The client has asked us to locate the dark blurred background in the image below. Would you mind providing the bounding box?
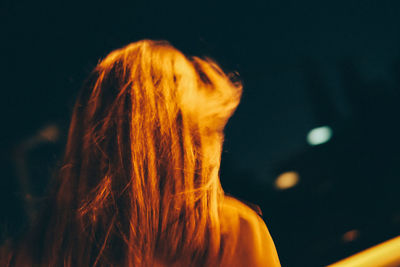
[1,0,400,266]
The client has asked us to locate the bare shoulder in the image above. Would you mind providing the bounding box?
[219,196,281,267]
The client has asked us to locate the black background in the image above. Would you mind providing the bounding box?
[1,1,400,266]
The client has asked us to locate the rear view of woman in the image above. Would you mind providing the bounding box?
[1,40,281,266]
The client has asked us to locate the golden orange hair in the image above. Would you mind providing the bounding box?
[3,40,242,266]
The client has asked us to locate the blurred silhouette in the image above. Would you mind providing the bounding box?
[13,124,60,222]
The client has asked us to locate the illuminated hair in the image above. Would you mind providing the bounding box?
[7,40,242,266]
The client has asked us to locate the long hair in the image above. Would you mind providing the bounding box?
[4,40,242,266]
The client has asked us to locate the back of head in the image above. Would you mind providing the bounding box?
[8,40,242,266]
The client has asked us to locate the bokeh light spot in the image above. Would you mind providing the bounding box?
[342,229,359,243]
[274,171,300,190]
[307,126,333,146]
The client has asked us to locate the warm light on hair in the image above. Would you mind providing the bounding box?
[5,40,242,266]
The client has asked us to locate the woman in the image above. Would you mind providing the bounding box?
[1,40,280,266]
